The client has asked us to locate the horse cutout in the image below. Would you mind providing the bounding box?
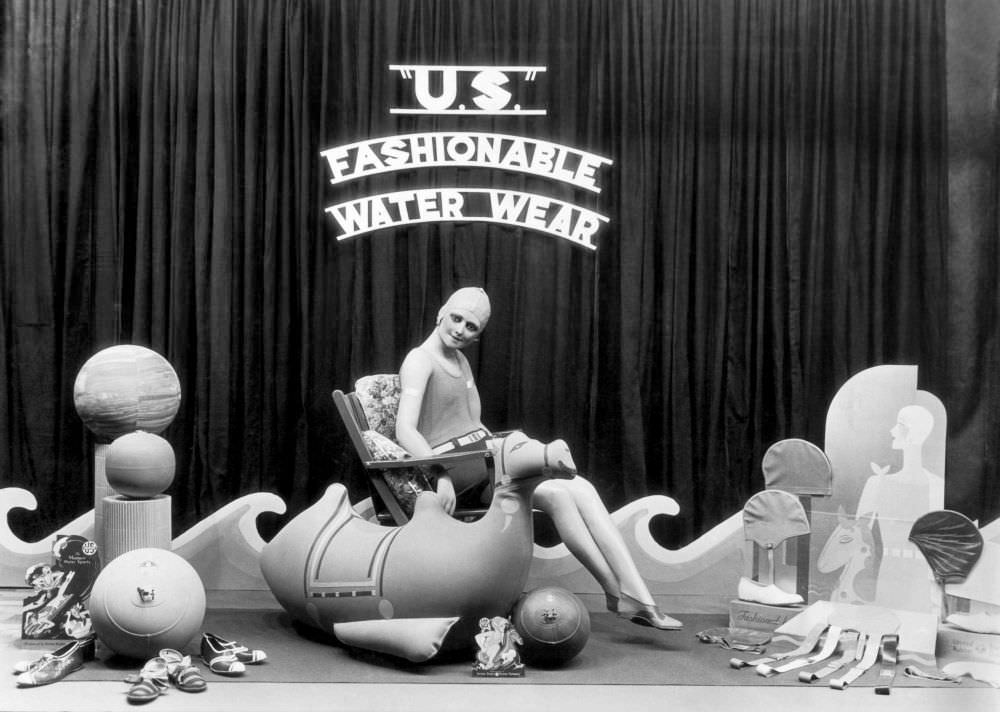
[817,508,877,604]
[260,431,576,662]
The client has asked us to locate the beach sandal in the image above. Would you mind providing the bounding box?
[124,657,169,704]
[202,632,267,665]
[158,648,206,692]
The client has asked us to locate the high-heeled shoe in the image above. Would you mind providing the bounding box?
[615,592,683,631]
[15,637,94,687]
[13,635,95,675]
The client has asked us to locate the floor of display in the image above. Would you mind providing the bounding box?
[1,590,996,712]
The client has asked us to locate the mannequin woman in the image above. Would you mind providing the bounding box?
[395,287,681,631]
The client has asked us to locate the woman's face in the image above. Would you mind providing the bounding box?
[30,566,56,589]
[890,419,908,449]
[437,309,482,349]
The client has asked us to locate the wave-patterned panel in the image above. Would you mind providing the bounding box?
[3,488,742,604]
[1,488,285,590]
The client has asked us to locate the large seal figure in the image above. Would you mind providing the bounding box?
[260,432,575,662]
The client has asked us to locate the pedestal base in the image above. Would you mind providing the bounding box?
[728,598,805,632]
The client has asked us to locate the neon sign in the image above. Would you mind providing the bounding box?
[321,132,610,193]
[320,65,613,250]
[327,188,607,249]
[389,65,546,115]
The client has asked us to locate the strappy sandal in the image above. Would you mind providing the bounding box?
[202,632,267,666]
[158,649,206,692]
[124,657,169,704]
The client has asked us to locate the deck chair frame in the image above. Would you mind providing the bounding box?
[332,387,493,525]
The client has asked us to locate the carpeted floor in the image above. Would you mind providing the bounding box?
[59,610,972,690]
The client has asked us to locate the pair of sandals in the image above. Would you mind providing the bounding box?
[124,649,206,704]
[125,633,267,704]
[124,634,266,703]
[199,632,268,676]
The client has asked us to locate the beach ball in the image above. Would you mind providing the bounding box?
[73,345,181,441]
[105,431,176,498]
[511,586,590,667]
[88,548,205,660]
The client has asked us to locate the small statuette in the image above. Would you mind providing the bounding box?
[472,616,525,677]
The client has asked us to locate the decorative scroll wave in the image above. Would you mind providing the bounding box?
[4,488,743,600]
[527,494,745,600]
[172,493,287,591]
[1,488,285,590]
[0,488,96,587]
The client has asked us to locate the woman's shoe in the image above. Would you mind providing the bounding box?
[14,637,93,687]
[13,636,95,675]
[945,613,1000,635]
[202,632,267,665]
[200,635,245,676]
[158,649,206,692]
[737,576,803,607]
[123,657,169,704]
[616,592,683,631]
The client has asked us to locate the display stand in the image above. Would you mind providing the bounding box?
[729,598,805,632]
[101,495,172,563]
[92,444,111,556]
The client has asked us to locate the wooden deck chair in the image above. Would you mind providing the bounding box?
[332,374,494,525]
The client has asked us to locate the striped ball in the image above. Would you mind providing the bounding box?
[106,431,176,498]
[73,345,181,441]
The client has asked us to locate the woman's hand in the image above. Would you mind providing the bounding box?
[436,475,456,515]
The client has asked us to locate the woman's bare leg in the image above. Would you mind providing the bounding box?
[551,477,657,605]
[533,480,619,599]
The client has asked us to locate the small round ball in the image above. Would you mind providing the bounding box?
[511,586,590,667]
[73,345,181,441]
[105,431,176,498]
[88,548,205,660]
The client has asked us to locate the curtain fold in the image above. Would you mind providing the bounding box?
[2,0,982,548]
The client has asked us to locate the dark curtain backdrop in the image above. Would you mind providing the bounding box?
[2,0,993,548]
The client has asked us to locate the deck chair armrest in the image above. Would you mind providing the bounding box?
[364,449,493,470]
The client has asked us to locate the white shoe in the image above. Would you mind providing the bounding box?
[738,577,803,607]
[946,613,1000,635]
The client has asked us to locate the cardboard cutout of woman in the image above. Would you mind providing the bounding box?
[396,288,681,631]
[855,405,945,614]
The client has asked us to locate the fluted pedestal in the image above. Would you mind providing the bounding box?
[101,495,172,564]
[93,443,113,555]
